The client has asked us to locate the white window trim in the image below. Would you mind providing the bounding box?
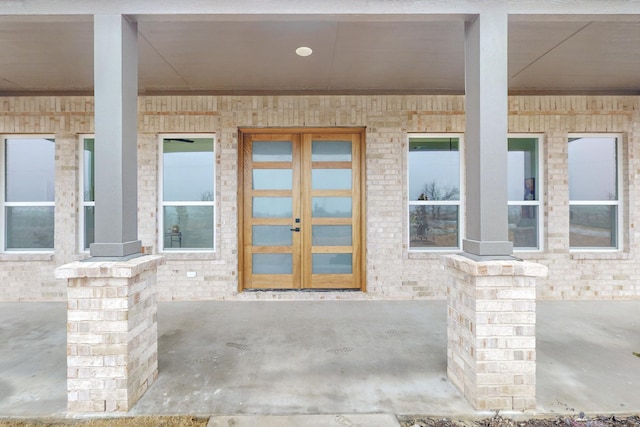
[79,134,95,252]
[508,133,545,252]
[568,133,623,252]
[158,133,216,253]
[407,133,464,252]
[1,134,56,253]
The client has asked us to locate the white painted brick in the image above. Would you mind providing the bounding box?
[445,255,541,411]
[61,256,160,413]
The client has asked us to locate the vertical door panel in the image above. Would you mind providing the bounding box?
[302,133,361,289]
[243,134,301,289]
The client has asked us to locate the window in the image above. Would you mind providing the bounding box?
[80,137,95,251]
[408,135,462,250]
[2,136,55,251]
[568,135,621,250]
[508,136,542,250]
[160,135,215,251]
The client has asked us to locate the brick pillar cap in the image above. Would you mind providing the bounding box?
[442,254,548,277]
[55,255,165,279]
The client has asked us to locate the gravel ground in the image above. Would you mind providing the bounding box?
[399,414,640,427]
[1,414,638,426]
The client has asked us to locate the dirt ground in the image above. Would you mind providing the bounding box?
[399,414,640,427]
[1,415,639,427]
[0,416,208,427]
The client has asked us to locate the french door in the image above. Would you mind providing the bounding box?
[240,129,363,290]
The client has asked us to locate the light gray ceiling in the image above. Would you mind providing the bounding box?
[0,16,638,95]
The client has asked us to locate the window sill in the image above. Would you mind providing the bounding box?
[570,251,629,261]
[76,250,219,262]
[0,252,54,262]
[408,250,463,260]
[160,251,218,261]
[513,249,544,255]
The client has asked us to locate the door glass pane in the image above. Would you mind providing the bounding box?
[5,138,55,202]
[409,205,459,249]
[508,205,538,249]
[253,226,292,246]
[253,169,292,190]
[312,197,352,218]
[163,138,214,202]
[312,225,352,246]
[83,138,95,202]
[569,137,617,201]
[163,205,214,249]
[408,138,459,202]
[570,205,617,248]
[312,141,351,162]
[5,206,54,249]
[312,254,352,274]
[253,254,292,274]
[312,169,352,190]
[84,205,95,250]
[253,197,292,218]
[252,141,292,162]
[508,138,538,201]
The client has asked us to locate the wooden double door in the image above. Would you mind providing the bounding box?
[240,129,364,290]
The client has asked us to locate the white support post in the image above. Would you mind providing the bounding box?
[462,10,513,257]
[91,14,141,258]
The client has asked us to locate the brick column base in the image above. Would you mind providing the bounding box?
[444,254,547,411]
[56,255,164,413]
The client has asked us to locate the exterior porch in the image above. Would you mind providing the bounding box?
[0,0,639,419]
[1,300,638,418]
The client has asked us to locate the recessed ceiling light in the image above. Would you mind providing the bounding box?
[296,46,313,57]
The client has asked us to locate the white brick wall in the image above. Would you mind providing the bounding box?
[58,255,162,412]
[0,95,639,301]
[445,254,547,411]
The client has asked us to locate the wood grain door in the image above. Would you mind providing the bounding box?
[241,130,363,290]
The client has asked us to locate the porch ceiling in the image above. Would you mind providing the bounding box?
[0,16,639,95]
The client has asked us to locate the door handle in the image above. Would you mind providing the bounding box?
[290,227,300,232]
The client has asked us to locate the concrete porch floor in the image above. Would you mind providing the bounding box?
[0,300,638,419]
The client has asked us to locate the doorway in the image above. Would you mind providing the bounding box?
[239,128,365,290]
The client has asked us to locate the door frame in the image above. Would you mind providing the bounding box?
[237,127,367,292]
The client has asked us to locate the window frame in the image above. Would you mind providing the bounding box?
[407,133,464,252]
[507,134,544,252]
[1,134,56,253]
[79,135,95,252]
[568,133,623,252]
[158,133,216,253]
